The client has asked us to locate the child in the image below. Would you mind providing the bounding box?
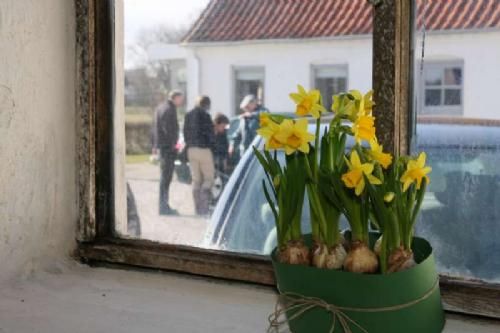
[213,113,230,174]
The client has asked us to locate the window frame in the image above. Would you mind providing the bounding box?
[419,60,464,116]
[75,0,500,319]
[231,65,265,115]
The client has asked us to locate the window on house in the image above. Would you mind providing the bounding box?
[413,2,499,284]
[233,67,265,115]
[420,62,463,116]
[312,65,348,110]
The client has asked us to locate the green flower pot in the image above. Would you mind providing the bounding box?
[271,234,445,333]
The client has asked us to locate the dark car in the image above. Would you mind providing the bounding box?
[204,119,500,281]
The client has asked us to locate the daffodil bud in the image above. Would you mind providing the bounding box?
[384,192,395,203]
[273,175,280,188]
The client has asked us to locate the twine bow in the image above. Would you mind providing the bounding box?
[268,279,439,333]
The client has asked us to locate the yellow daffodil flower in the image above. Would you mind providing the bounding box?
[368,139,393,169]
[341,151,382,196]
[331,93,356,119]
[289,85,327,119]
[259,113,270,127]
[257,120,284,151]
[400,152,432,192]
[352,114,376,143]
[349,89,374,117]
[275,118,315,155]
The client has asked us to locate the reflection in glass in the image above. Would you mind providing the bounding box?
[444,67,462,85]
[444,89,461,106]
[424,69,442,86]
[425,89,441,106]
[414,0,500,282]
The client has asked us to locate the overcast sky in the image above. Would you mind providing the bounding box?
[124,0,210,67]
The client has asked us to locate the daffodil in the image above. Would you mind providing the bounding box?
[257,120,284,151]
[349,89,374,117]
[259,112,270,127]
[368,139,393,169]
[289,85,327,119]
[352,114,376,143]
[400,152,432,192]
[275,118,315,155]
[341,151,382,196]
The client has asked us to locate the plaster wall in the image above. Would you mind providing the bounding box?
[0,0,76,281]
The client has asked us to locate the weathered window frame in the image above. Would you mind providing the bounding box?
[75,0,500,319]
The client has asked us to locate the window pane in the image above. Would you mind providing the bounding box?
[444,68,462,85]
[414,0,500,283]
[314,77,347,111]
[424,68,442,86]
[234,69,265,115]
[444,89,461,105]
[425,89,441,106]
[117,0,372,254]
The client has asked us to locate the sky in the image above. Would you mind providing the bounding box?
[124,0,210,67]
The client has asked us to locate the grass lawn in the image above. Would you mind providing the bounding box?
[125,113,152,124]
[126,154,150,164]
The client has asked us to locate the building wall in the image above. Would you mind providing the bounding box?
[189,30,500,119]
[0,0,76,281]
[191,37,373,116]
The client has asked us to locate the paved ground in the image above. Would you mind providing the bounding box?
[125,162,209,246]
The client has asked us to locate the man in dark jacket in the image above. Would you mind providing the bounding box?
[153,90,184,215]
[183,96,215,215]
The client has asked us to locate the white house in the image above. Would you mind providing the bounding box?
[158,0,500,119]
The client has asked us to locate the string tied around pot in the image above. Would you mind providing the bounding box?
[268,279,439,333]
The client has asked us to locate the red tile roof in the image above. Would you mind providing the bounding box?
[182,0,500,43]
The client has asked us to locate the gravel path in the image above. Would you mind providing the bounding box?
[125,162,208,247]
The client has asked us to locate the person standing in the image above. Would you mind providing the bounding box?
[183,96,215,216]
[229,95,267,159]
[153,90,184,216]
[213,113,230,174]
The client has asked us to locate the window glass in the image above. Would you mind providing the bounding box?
[234,68,265,115]
[422,63,463,115]
[312,65,348,110]
[118,0,372,253]
[413,0,500,283]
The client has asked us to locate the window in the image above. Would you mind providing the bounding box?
[413,2,500,284]
[76,0,500,319]
[312,65,348,111]
[233,67,265,115]
[421,62,463,116]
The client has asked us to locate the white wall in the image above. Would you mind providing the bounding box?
[0,0,76,281]
[188,30,500,119]
[190,37,373,116]
[420,30,500,119]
